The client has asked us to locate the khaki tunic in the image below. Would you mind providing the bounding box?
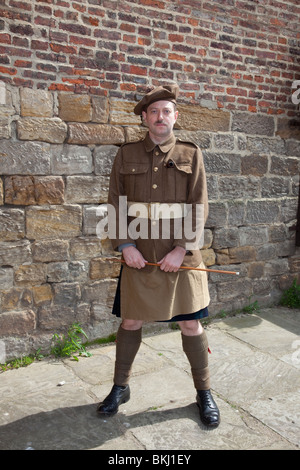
[108,132,210,321]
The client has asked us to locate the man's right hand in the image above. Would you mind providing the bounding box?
[122,246,147,269]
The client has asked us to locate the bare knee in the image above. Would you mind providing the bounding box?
[121,319,144,331]
[178,319,203,336]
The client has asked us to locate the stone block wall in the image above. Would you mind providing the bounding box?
[0,0,299,359]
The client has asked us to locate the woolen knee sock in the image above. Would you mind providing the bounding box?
[181,330,210,391]
[113,325,142,387]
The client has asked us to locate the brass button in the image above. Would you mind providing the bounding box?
[153,166,158,172]
[155,151,160,156]
[152,184,158,189]
[131,168,136,172]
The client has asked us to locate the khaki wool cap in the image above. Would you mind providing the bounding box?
[134,83,179,115]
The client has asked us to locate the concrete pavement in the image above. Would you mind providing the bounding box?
[0,307,299,451]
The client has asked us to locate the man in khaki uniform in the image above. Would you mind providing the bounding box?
[97,84,220,427]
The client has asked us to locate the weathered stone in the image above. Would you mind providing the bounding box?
[68,261,89,282]
[5,176,35,205]
[32,239,69,262]
[32,284,53,306]
[58,93,92,122]
[217,279,252,302]
[17,117,67,143]
[206,175,218,200]
[229,246,257,263]
[1,288,23,311]
[0,208,25,241]
[101,237,116,256]
[110,98,141,125]
[94,145,118,176]
[26,205,82,240]
[279,198,298,223]
[52,282,81,306]
[232,112,275,136]
[289,255,300,274]
[51,144,93,175]
[203,229,213,249]
[83,206,105,236]
[0,309,36,336]
[20,87,53,117]
[206,202,228,228]
[285,139,300,157]
[38,305,78,330]
[276,240,296,258]
[0,267,13,290]
[227,201,245,226]
[261,176,290,198]
[82,278,117,304]
[46,262,69,282]
[241,154,268,176]
[69,237,102,260]
[174,130,211,149]
[213,133,235,150]
[256,243,277,261]
[176,104,230,132]
[239,226,268,246]
[216,246,256,264]
[14,264,46,285]
[270,155,299,177]
[219,176,260,199]
[246,136,286,155]
[124,126,148,143]
[0,240,31,266]
[0,179,3,205]
[89,257,120,280]
[276,117,300,140]
[0,140,51,175]
[91,96,109,123]
[0,105,13,139]
[68,123,125,145]
[46,260,88,283]
[268,224,288,243]
[34,176,64,204]
[246,200,280,224]
[0,81,6,104]
[203,152,241,174]
[5,176,64,205]
[212,228,239,249]
[200,248,215,266]
[65,176,109,203]
[264,258,289,276]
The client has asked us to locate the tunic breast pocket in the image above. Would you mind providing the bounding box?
[120,163,149,201]
[174,162,192,201]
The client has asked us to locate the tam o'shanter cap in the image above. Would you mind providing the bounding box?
[134,83,179,115]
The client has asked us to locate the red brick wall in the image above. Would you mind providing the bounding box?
[1,0,300,116]
[0,0,299,359]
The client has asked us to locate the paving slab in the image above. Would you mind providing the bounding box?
[0,307,299,451]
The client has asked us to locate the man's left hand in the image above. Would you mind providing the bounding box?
[158,246,186,272]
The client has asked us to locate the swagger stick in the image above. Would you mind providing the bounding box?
[110,258,239,275]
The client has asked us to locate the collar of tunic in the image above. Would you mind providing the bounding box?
[143,132,176,154]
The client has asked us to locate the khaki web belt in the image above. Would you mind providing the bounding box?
[127,202,187,220]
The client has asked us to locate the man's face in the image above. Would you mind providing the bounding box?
[142,100,178,142]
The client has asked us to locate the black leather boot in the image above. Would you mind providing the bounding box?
[97,385,130,417]
[196,389,220,428]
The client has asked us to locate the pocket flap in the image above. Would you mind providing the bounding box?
[174,162,192,174]
[120,163,149,175]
